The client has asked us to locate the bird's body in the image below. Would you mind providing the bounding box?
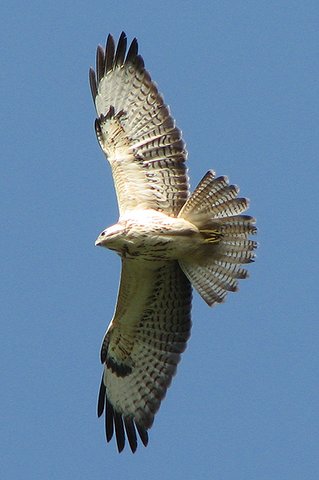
[89,32,257,453]
[96,210,203,260]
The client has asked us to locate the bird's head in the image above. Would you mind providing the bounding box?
[95,223,125,251]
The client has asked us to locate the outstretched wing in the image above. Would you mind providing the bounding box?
[98,259,192,452]
[89,32,189,216]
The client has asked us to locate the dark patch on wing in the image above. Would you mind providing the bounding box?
[105,355,132,377]
[100,330,133,377]
[103,105,115,120]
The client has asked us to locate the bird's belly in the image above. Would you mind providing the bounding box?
[123,222,200,261]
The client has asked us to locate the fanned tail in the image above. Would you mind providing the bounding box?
[178,170,257,306]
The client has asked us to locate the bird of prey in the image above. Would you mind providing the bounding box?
[89,32,257,453]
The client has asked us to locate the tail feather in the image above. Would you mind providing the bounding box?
[179,260,241,306]
[209,197,250,218]
[179,261,228,305]
[178,170,257,306]
[217,215,257,236]
[213,260,249,280]
[179,171,227,216]
[179,170,250,219]
[214,247,256,264]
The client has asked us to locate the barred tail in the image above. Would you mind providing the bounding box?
[178,170,257,306]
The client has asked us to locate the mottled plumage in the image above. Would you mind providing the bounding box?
[89,32,257,452]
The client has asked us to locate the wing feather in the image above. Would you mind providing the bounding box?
[98,259,192,452]
[105,34,115,73]
[105,397,114,442]
[90,32,189,215]
[114,31,127,67]
[124,417,138,453]
[114,410,125,453]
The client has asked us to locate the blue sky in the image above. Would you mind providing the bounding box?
[1,1,318,479]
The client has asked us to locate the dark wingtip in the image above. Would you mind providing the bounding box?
[105,397,114,443]
[100,390,149,452]
[98,397,153,454]
[92,33,143,96]
[105,34,115,73]
[114,32,127,67]
[114,410,125,453]
[97,376,106,417]
[125,37,138,64]
[96,45,105,84]
[136,423,149,447]
[89,67,97,100]
[124,417,138,453]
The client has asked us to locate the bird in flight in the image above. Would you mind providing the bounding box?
[89,32,257,453]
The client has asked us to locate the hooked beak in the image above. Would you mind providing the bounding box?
[95,236,102,247]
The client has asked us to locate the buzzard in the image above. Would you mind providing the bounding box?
[89,32,257,453]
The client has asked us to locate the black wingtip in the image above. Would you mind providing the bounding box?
[105,397,114,443]
[136,422,149,447]
[114,32,127,67]
[99,380,182,452]
[91,33,143,98]
[96,45,105,84]
[114,410,125,453]
[105,34,115,73]
[124,416,138,453]
[97,376,106,417]
[100,389,150,453]
[125,37,138,64]
[89,67,97,100]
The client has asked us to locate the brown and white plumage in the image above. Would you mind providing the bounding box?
[97,259,191,452]
[90,32,188,217]
[89,32,257,452]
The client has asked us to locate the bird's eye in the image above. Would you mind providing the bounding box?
[101,232,105,237]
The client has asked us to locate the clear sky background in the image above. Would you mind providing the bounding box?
[1,1,318,479]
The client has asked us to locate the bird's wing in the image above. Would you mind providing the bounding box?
[89,32,189,217]
[98,258,192,452]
